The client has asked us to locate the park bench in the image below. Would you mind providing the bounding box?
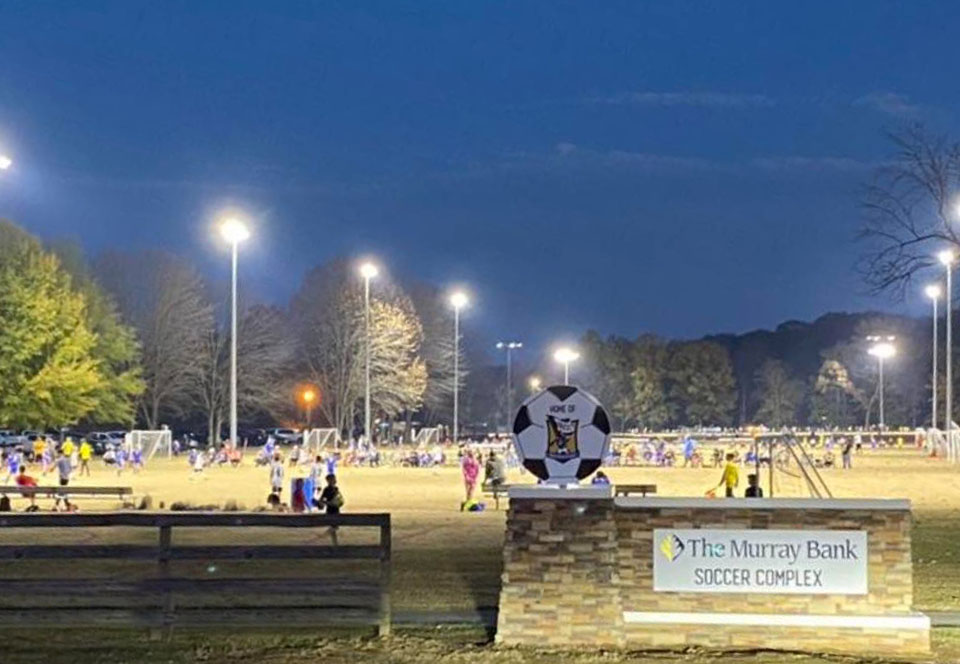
[613,483,657,497]
[0,485,132,501]
[0,486,133,509]
[481,482,512,510]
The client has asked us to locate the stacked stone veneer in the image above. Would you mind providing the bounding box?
[497,494,928,655]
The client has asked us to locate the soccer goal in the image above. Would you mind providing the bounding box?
[303,428,339,454]
[414,427,440,447]
[136,429,174,461]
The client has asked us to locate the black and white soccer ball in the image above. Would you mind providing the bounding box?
[512,385,611,483]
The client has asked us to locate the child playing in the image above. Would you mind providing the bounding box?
[717,452,739,498]
[269,453,284,497]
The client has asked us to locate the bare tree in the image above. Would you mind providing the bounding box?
[859,125,960,294]
[408,282,462,425]
[95,251,213,428]
[195,299,296,443]
[292,259,427,437]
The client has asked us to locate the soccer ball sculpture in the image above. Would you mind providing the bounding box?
[512,384,611,483]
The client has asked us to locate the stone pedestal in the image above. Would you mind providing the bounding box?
[497,486,624,647]
[496,491,929,655]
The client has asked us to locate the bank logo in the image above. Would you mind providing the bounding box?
[546,415,579,460]
[659,534,685,562]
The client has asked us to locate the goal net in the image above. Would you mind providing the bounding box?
[414,427,440,447]
[133,429,173,461]
[303,428,339,454]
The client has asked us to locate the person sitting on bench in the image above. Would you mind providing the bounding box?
[15,465,38,510]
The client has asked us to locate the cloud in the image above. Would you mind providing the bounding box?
[852,92,920,117]
[750,155,883,173]
[549,142,724,173]
[584,91,775,109]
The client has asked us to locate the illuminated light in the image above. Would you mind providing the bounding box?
[450,291,469,309]
[553,347,580,364]
[359,262,379,280]
[219,217,250,244]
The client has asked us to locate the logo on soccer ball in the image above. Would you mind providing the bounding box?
[659,534,685,562]
[512,385,611,483]
[546,415,579,460]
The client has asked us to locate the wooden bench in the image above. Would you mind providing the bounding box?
[481,483,511,510]
[0,486,132,501]
[614,483,657,497]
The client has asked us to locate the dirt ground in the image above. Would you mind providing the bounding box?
[7,628,960,664]
[2,446,958,662]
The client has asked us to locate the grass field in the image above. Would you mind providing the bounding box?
[3,446,960,662]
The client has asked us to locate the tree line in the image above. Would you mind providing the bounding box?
[0,221,463,440]
[575,311,935,430]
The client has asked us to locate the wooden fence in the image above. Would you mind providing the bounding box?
[0,512,391,637]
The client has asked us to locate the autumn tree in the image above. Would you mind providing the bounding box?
[292,260,427,436]
[0,222,104,427]
[51,240,144,425]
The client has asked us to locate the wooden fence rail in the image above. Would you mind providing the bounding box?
[0,512,392,637]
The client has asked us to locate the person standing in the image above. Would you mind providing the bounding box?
[55,451,73,511]
[716,453,739,498]
[319,474,344,514]
[842,437,854,470]
[269,452,285,498]
[461,449,480,507]
[682,436,697,467]
[78,439,93,477]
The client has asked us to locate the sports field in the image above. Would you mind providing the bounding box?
[4,446,960,663]
[4,446,960,612]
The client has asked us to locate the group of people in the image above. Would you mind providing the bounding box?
[265,450,344,515]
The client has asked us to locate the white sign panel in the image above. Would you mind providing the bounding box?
[653,529,867,595]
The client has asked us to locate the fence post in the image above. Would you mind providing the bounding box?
[378,517,392,637]
[156,524,174,640]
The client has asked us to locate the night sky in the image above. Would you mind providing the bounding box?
[0,2,956,355]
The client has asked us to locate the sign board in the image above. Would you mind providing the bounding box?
[512,385,611,483]
[653,528,867,595]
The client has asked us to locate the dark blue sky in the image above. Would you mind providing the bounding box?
[0,1,956,354]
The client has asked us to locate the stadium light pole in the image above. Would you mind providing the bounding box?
[926,284,942,431]
[554,347,580,384]
[450,291,469,444]
[219,217,250,448]
[868,338,896,429]
[940,249,956,462]
[359,262,379,444]
[496,341,522,432]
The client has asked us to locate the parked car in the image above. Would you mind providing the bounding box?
[267,428,301,444]
[0,429,27,448]
[86,431,123,455]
